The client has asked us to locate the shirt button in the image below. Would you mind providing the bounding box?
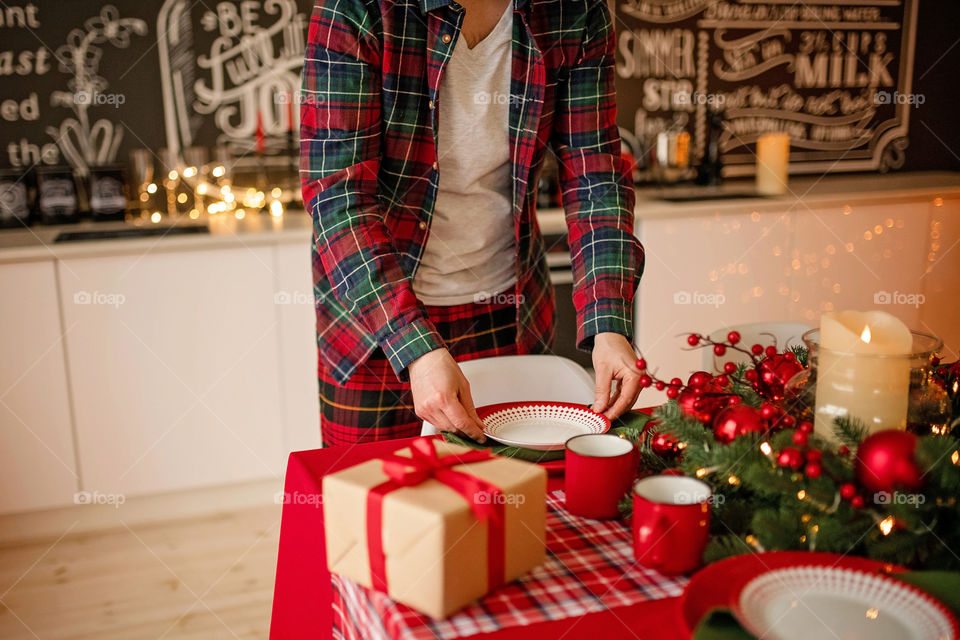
[441,34,451,44]
[418,221,427,230]
[428,100,435,110]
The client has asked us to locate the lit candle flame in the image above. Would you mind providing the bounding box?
[860,325,872,343]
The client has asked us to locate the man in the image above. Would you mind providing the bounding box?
[302,0,644,446]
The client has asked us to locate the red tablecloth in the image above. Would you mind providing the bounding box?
[269,437,689,640]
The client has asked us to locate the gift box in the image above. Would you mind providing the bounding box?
[323,438,547,619]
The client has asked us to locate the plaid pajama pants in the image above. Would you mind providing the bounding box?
[318,295,526,447]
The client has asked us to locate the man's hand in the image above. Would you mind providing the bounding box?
[409,348,486,442]
[591,332,643,420]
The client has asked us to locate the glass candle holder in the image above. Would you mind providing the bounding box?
[784,328,951,439]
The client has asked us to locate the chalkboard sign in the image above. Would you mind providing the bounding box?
[613,0,920,175]
[0,0,311,175]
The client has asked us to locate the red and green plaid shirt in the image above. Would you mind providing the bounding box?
[302,0,644,384]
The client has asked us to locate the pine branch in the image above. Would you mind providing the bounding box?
[832,415,868,449]
[789,345,809,368]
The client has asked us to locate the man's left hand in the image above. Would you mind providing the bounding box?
[591,332,643,420]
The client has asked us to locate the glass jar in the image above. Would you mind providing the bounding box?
[784,328,951,439]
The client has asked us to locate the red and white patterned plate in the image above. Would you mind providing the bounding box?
[477,401,610,451]
[734,565,958,640]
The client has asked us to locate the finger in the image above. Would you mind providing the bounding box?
[605,374,641,420]
[442,401,486,442]
[458,385,487,443]
[593,366,613,413]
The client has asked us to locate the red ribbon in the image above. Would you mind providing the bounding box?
[365,438,506,594]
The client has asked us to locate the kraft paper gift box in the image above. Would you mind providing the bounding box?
[323,438,547,619]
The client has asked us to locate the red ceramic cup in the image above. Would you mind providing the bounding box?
[632,475,712,575]
[564,433,636,519]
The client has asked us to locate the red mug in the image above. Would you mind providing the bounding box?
[632,475,712,575]
[564,433,636,519]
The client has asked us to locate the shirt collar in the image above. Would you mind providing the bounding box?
[420,0,528,13]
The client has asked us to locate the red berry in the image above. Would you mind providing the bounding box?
[751,344,764,355]
[655,380,665,391]
[715,375,729,387]
[765,345,778,358]
[760,404,777,419]
[635,358,647,370]
[838,445,850,456]
[687,334,701,347]
[638,374,653,388]
[850,495,865,508]
[670,377,683,387]
[785,351,797,361]
[723,362,737,374]
[665,386,679,399]
[799,421,813,433]
[727,331,741,344]
[777,447,803,469]
[805,462,822,479]
[805,449,822,462]
[782,415,796,428]
[792,430,808,446]
[744,369,759,383]
[713,344,727,356]
[728,396,742,406]
[840,483,856,499]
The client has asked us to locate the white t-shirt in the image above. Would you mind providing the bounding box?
[412,4,516,306]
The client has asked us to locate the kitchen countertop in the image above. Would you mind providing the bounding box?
[3,171,958,263]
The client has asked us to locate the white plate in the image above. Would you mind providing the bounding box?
[735,566,958,640]
[477,402,610,451]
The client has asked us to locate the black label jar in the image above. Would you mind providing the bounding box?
[37,167,79,225]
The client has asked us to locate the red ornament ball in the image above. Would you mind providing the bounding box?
[727,331,741,344]
[678,382,725,423]
[687,371,713,388]
[712,405,766,444]
[855,430,922,494]
[755,354,804,400]
[777,447,804,470]
[642,421,680,458]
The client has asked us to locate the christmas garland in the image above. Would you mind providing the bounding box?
[618,331,960,570]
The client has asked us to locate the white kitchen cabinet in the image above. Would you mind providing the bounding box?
[635,208,794,377]
[273,241,322,451]
[58,246,286,497]
[0,260,78,513]
[921,196,960,360]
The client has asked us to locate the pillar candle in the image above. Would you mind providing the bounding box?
[813,310,913,440]
[755,133,790,195]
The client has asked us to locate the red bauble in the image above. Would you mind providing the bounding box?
[678,384,725,423]
[755,354,804,400]
[687,371,713,389]
[855,430,923,494]
[642,421,680,457]
[712,405,766,444]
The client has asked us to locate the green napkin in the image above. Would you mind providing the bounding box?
[441,408,652,463]
[692,571,960,640]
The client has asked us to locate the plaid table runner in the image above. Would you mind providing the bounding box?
[331,490,688,640]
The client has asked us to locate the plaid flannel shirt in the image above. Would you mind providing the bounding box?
[302,0,644,385]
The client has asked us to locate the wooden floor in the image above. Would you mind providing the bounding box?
[0,503,282,639]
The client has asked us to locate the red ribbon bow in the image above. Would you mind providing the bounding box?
[366,438,506,594]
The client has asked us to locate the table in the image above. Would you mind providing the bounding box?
[269,436,691,640]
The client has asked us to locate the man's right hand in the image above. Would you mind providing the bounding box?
[408,348,486,442]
